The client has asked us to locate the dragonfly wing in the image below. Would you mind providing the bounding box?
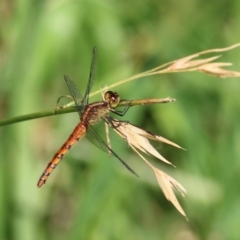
[82,47,98,106]
[64,47,97,112]
[86,124,138,177]
[64,75,84,114]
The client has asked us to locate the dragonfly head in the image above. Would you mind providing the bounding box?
[104,91,120,108]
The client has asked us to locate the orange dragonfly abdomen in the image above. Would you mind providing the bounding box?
[37,122,86,187]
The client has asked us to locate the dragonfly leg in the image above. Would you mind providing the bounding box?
[56,95,74,109]
[110,102,132,116]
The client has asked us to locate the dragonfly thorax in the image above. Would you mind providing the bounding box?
[80,91,120,126]
[81,101,110,126]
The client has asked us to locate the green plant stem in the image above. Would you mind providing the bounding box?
[0,97,175,126]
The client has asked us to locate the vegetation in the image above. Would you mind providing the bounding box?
[1,1,240,239]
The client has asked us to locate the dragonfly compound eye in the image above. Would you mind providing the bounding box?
[104,91,120,108]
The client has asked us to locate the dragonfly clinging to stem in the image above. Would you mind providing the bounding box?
[37,47,137,187]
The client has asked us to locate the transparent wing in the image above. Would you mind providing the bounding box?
[86,124,138,177]
[64,75,84,115]
[82,47,98,106]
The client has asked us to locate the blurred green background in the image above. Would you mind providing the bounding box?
[1,0,240,239]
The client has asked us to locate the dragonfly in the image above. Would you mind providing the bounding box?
[37,47,137,187]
